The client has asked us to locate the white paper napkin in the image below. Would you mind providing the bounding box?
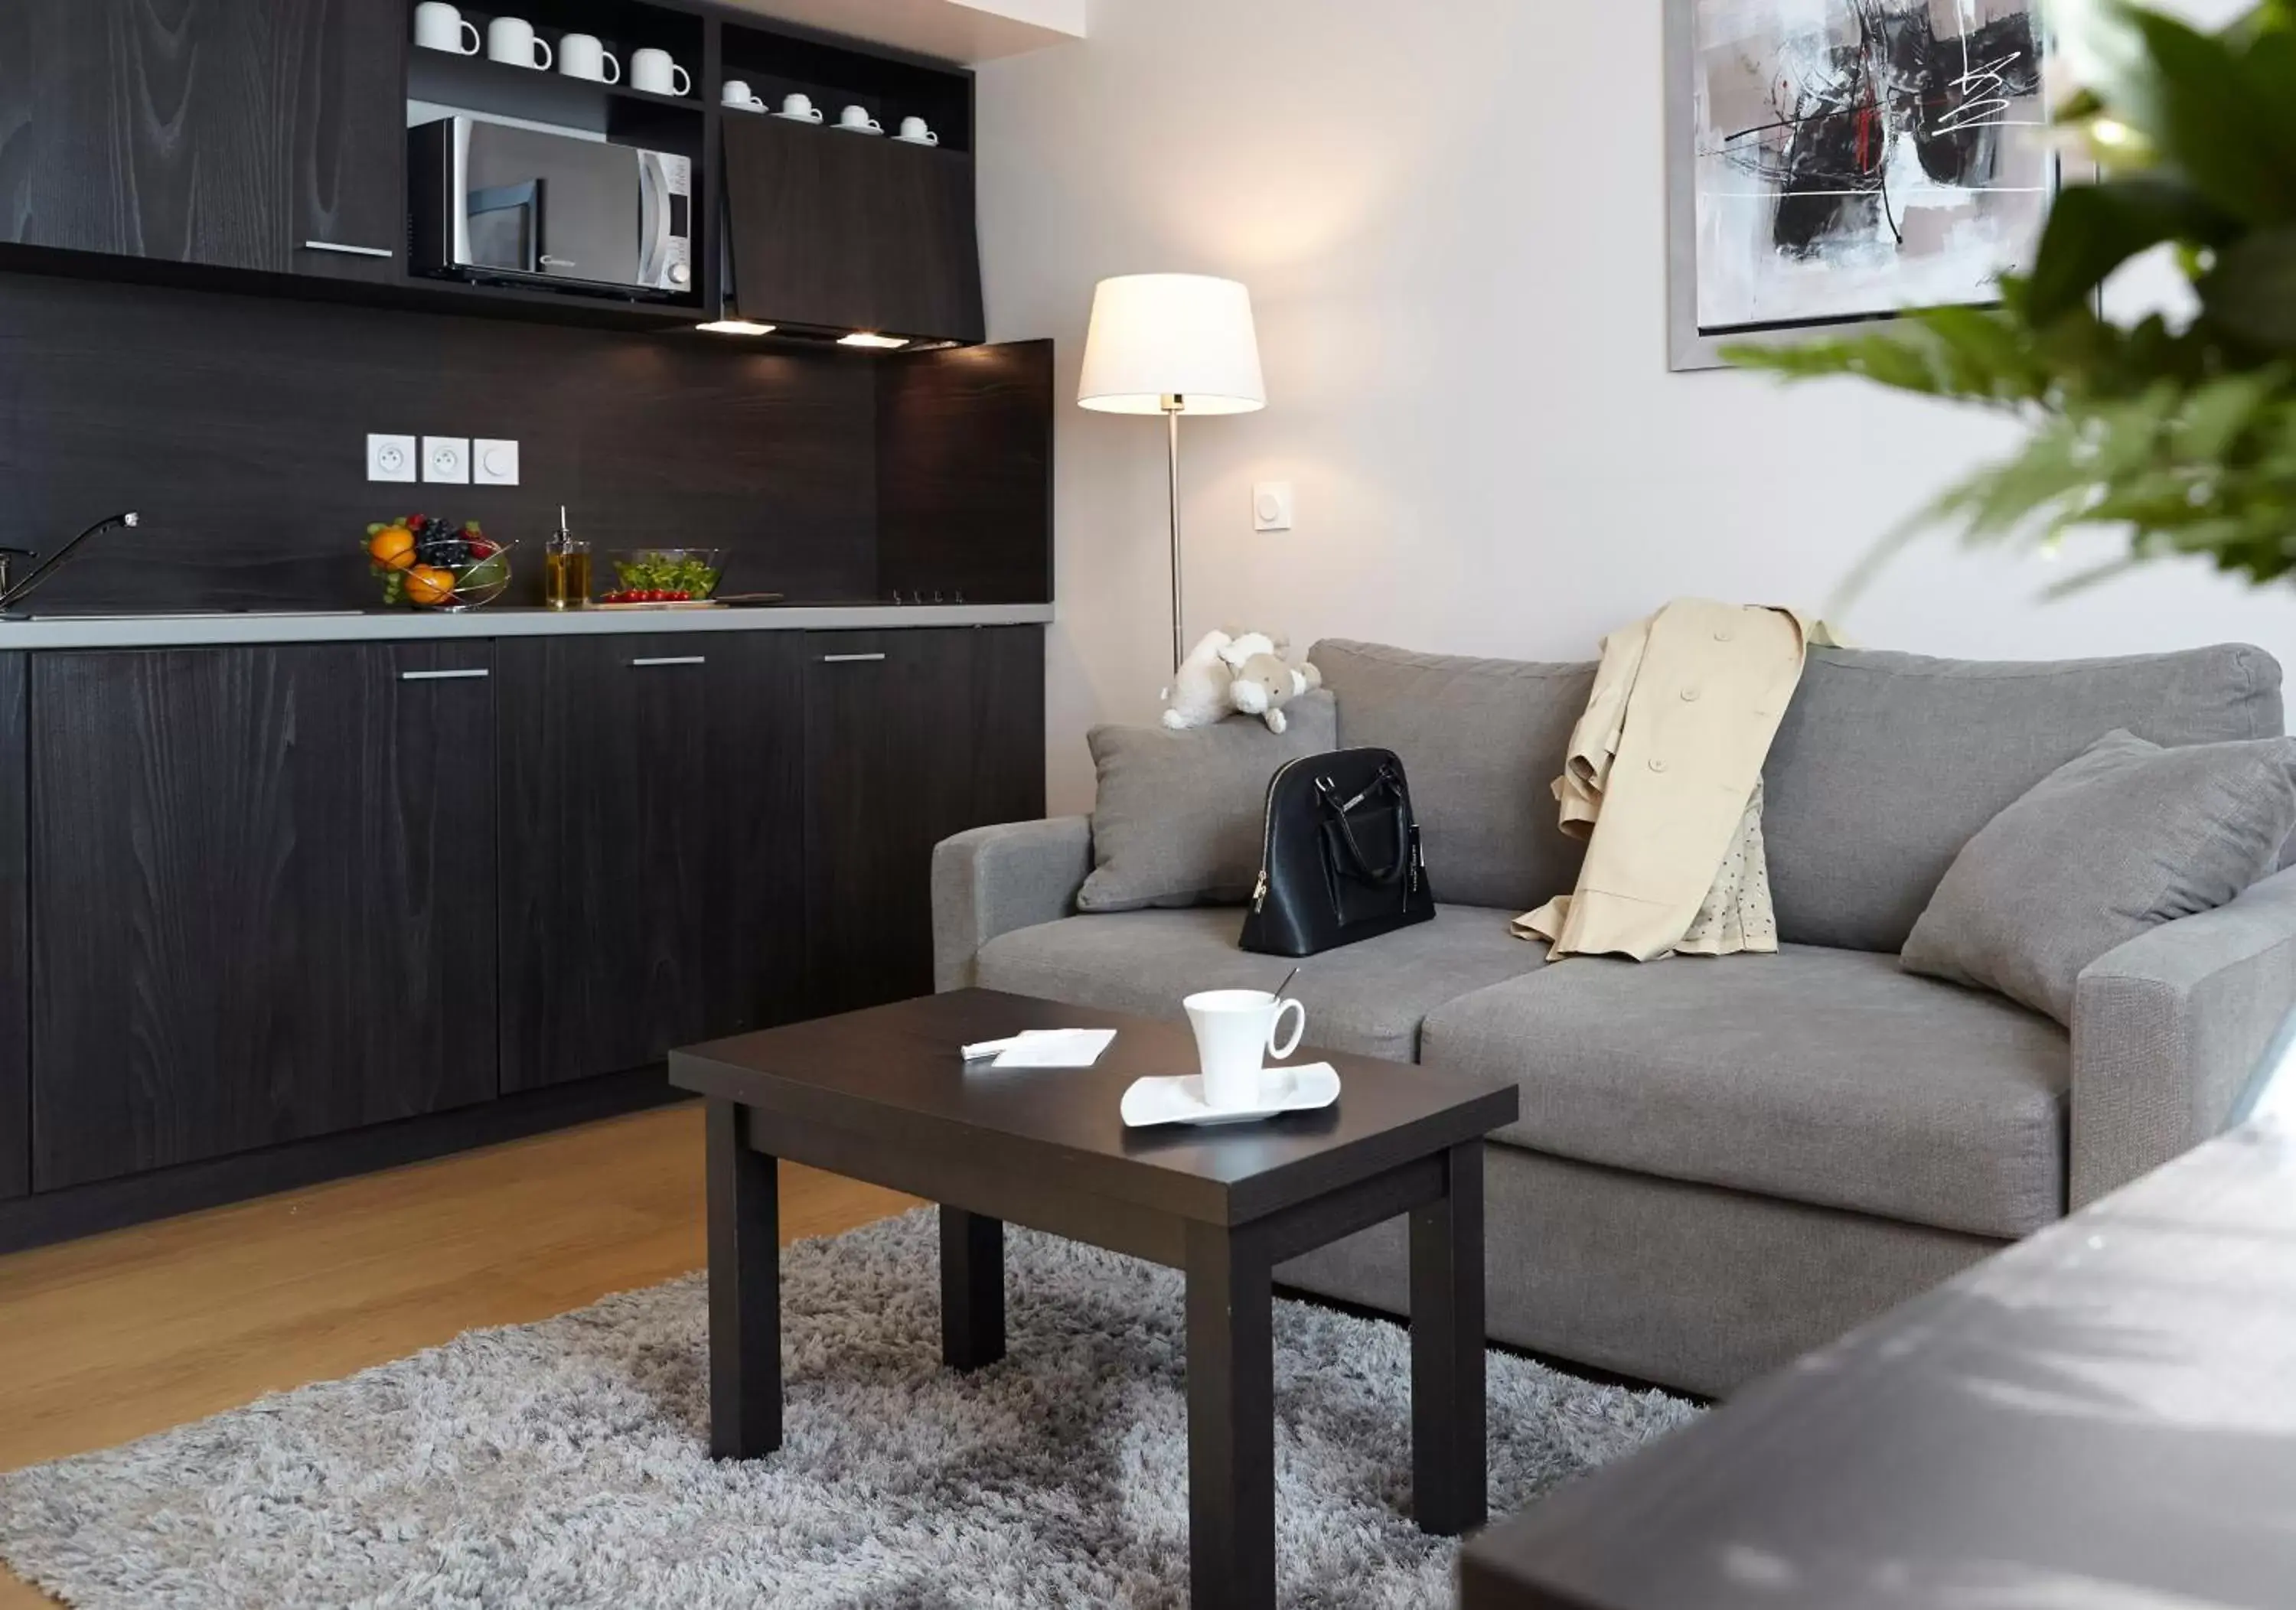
[960,1028,1117,1069]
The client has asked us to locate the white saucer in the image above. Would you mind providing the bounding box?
[832,123,884,135]
[892,135,940,147]
[1120,1064,1340,1128]
[773,111,824,124]
[725,103,766,114]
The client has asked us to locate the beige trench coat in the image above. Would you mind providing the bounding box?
[1515,599,1824,961]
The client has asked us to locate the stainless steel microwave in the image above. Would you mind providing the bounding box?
[409,117,693,298]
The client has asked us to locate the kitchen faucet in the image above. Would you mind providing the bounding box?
[0,512,141,617]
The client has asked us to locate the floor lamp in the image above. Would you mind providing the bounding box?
[1077,275,1267,671]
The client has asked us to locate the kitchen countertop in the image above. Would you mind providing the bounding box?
[0,601,1055,651]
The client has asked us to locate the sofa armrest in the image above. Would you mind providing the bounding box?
[2070,863,2296,1208]
[931,816,1094,992]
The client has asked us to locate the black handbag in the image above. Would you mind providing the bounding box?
[1240,748,1434,957]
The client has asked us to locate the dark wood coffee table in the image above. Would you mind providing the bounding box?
[668,988,1520,1610]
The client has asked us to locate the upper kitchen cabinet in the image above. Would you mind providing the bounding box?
[0,0,406,282]
[719,21,984,345]
[28,643,501,1191]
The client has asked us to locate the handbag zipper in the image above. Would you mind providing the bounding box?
[1249,754,1318,915]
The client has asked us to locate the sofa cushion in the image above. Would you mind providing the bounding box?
[1422,946,2069,1237]
[975,903,1547,1061]
[1311,640,1592,912]
[1903,729,2296,1025]
[1763,644,2284,953]
[1076,693,1337,913]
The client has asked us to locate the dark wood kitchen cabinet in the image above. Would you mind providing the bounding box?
[803,627,1044,1015]
[497,631,808,1092]
[27,644,500,1191]
[722,114,985,344]
[0,654,26,1202]
[0,0,405,280]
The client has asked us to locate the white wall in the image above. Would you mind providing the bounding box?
[977,0,2294,815]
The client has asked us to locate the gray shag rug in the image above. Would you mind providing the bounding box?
[0,1211,1696,1608]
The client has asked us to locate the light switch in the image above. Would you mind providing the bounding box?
[1253,481,1296,533]
[474,439,520,487]
[367,433,418,484]
[422,437,471,485]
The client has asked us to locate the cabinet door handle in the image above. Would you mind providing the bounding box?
[820,653,888,663]
[631,656,706,667]
[400,668,491,682]
[302,240,395,259]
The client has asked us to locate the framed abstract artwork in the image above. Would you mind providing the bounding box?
[1666,0,2057,370]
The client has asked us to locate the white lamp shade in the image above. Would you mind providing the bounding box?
[1077,274,1267,416]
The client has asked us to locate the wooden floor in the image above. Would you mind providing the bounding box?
[0,1103,918,1610]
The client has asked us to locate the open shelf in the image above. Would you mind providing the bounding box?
[721,17,974,153]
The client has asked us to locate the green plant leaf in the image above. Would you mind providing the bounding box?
[2200,226,2296,350]
[2024,177,2241,321]
[2133,9,2296,222]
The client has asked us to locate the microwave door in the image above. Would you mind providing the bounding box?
[466,181,540,275]
[461,123,644,289]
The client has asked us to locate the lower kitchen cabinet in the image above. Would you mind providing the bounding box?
[804,627,1046,1015]
[2,654,27,1201]
[496,631,808,1092]
[28,644,501,1191]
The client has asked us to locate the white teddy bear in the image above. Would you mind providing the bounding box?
[1163,628,1319,732]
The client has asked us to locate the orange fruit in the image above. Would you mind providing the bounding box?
[368,525,417,572]
[404,565,456,607]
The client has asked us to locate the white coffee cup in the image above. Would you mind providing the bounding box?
[1183,989,1306,1111]
[780,93,823,122]
[413,2,480,54]
[899,116,939,145]
[487,15,553,70]
[559,33,620,84]
[631,49,690,97]
[839,104,883,134]
[722,79,765,111]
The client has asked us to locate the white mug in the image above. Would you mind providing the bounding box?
[487,15,553,70]
[721,79,765,111]
[780,93,823,122]
[630,49,690,98]
[413,1,480,54]
[839,104,882,133]
[899,116,939,145]
[559,33,620,83]
[1183,989,1306,1111]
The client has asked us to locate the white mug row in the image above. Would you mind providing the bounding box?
[724,86,938,143]
[413,4,691,96]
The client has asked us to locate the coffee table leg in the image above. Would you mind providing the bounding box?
[941,1206,1006,1371]
[1411,1139,1486,1534]
[706,1098,781,1460]
[1186,1221,1275,1610]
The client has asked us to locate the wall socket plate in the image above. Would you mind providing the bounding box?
[367,434,418,484]
[1253,481,1296,533]
[422,437,472,484]
[474,439,520,487]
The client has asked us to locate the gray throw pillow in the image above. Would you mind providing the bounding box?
[1902,728,2296,1024]
[1077,693,1339,913]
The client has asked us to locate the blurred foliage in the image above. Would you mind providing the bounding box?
[1726,0,2296,595]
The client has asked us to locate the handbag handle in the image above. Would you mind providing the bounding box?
[1319,771,1412,886]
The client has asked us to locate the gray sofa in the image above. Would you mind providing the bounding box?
[931,639,2296,1396]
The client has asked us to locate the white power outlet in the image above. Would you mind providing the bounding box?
[1253,481,1296,533]
[367,434,418,484]
[474,439,520,487]
[422,437,472,484]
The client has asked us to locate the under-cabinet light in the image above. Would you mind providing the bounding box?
[839,332,909,350]
[697,319,778,336]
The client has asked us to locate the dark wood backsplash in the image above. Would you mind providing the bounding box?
[0,271,892,611]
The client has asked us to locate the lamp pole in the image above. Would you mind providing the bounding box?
[1164,393,1186,673]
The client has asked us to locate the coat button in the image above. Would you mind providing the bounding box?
[1681,686,1702,702]
[1648,757,1668,773]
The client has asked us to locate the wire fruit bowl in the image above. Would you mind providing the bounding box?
[365,517,516,612]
